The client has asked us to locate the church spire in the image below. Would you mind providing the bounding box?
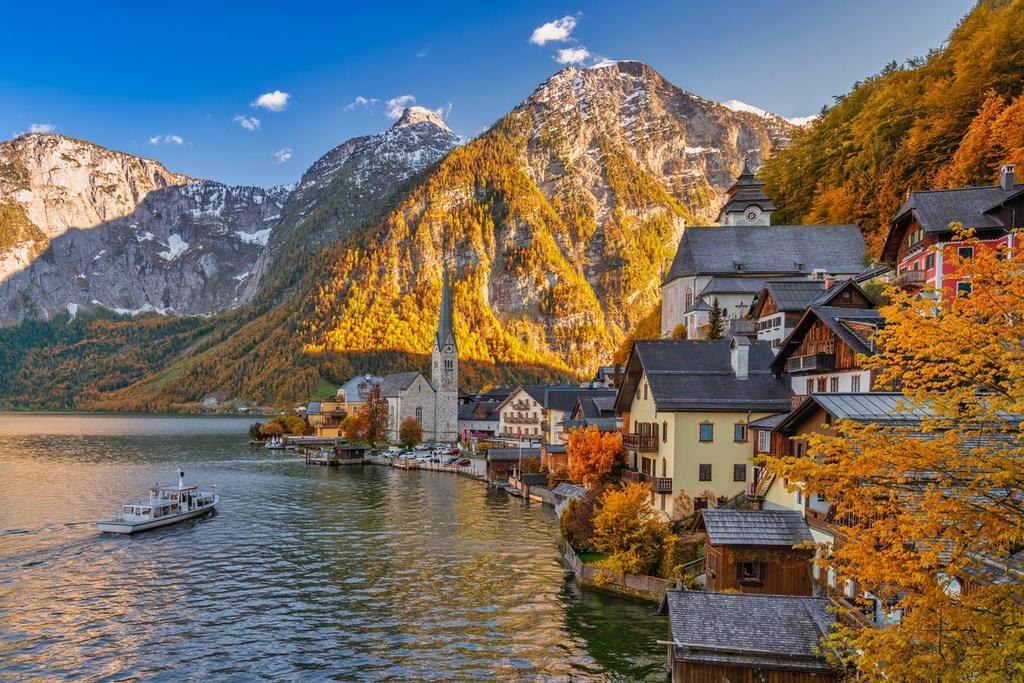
[716,159,777,226]
[435,270,456,350]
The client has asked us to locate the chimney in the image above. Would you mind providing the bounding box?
[730,336,750,379]
[824,275,836,290]
[1001,164,1016,191]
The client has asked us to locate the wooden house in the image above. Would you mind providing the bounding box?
[485,447,540,483]
[749,278,875,353]
[698,509,815,596]
[664,590,840,682]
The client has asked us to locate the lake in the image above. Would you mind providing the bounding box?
[0,413,666,681]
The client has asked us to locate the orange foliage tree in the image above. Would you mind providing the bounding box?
[566,426,624,489]
[592,482,669,576]
[765,229,1024,680]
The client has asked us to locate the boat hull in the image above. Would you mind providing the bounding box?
[98,498,218,534]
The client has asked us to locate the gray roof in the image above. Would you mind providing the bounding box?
[487,447,541,461]
[617,339,793,413]
[664,224,866,284]
[666,591,836,673]
[715,162,778,221]
[306,401,322,415]
[435,271,456,350]
[337,374,384,402]
[895,185,1021,234]
[699,276,769,296]
[759,279,827,312]
[379,371,423,397]
[458,399,499,422]
[790,393,930,424]
[565,417,621,432]
[552,482,587,500]
[545,388,616,413]
[747,412,789,430]
[542,443,567,453]
[702,509,814,547]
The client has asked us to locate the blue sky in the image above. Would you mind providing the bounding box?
[1,0,974,187]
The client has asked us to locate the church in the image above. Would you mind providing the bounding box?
[378,273,460,443]
[660,163,868,338]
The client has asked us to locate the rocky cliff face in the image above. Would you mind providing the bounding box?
[241,106,462,301]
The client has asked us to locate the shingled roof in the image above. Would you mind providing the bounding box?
[715,161,778,222]
[616,339,792,413]
[379,371,423,397]
[664,225,866,285]
[665,591,836,674]
[701,509,814,547]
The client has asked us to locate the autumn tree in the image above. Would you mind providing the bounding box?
[566,426,624,489]
[764,229,1024,681]
[399,417,423,449]
[670,323,687,340]
[340,414,364,441]
[361,384,390,447]
[592,482,669,576]
[702,298,725,339]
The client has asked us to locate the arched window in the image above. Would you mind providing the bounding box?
[415,407,423,425]
[684,286,693,310]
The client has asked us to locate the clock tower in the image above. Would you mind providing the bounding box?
[716,160,776,226]
[431,271,459,442]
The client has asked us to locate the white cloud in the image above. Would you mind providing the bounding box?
[233,114,260,132]
[273,148,293,164]
[554,47,590,64]
[343,95,379,111]
[529,15,577,45]
[433,102,453,120]
[386,94,417,119]
[251,90,290,112]
[29,123,56,133]
[148,134,184,145]
[416,47,430,59]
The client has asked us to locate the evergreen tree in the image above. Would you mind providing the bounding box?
[704,298,725,339]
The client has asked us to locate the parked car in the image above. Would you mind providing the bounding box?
[455,458,471,467]
[399,451,416,458]
[442,456,459,465]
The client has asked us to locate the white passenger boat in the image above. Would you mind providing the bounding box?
[98,471,218,534]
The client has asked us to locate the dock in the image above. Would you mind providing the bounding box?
[304,444,369,466]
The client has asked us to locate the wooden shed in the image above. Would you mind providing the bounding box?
[698,509,815,596]
[664,590,840,682]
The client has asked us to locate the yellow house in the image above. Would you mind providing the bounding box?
[614,337,792,518]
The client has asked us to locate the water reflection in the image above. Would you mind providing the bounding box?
[0,413,666,680]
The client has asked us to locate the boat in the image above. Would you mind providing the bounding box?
[98,471,218,534]
[264,437,286,450]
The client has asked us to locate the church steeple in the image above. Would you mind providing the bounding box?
[716,160,777,226]
[434,270,457,351]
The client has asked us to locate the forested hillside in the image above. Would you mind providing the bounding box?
[761,0,1024,254]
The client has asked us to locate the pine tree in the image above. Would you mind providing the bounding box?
[704,298,725,339]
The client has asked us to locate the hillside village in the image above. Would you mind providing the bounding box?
[298,160,1024,680]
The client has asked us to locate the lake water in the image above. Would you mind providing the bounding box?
[0,413,666,681]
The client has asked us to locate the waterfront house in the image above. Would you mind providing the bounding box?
[485,447,540,483]
[307,397,348,437]
[664,590,839,682]
[540,443,567,472]
[698,508,815,596]
[660,165,867,338]
[881,164,1022,298]
[770,306,883,396]
[748,278,874,353]
[495,385,616,447]
[458,399,500,440]
[334,374,384,417]
[615,337,792,517]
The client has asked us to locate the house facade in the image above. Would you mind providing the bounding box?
[660,166,867,338]
[749,278,874,353]
[334,374,384,417]
[881,164,1022,299]
[457,399,499,440]
[615,337,792,517]
[770,306,882,396]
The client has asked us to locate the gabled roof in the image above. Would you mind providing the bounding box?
[458,400,499,422]
[770,306,883,373]
[701,509,814,547]
[615,339,792,413]
[664,224,866,284]
[336,374,384,402]
[776,392,930,432]
[715,161,778,221]
[498,385,614,412]
[565,417,621,432]
[882,184,1023,262]
[752,278,826,315]
[665,591,836,674]
[379,371,423,397]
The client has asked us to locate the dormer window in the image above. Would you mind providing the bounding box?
[795,262,804,271]
[734,261,745,272]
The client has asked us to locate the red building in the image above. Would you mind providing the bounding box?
[882,164,1022,299]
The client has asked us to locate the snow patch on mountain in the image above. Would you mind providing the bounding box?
[158,234,189,261]
[234,228,272,246]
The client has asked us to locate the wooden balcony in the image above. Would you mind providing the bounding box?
[504,414,539,425]
[622,433,659,452]
[893,269,927,288]
[785,352,836,374]
[805,507,834,534]
[621,468,673,493]
[510,400,532,411]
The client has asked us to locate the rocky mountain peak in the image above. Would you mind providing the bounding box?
[394,106,451,132]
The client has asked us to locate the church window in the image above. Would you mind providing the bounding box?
[415,407,422,425]
[684,286,693,310]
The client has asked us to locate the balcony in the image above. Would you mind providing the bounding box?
[805,506,834,533]
[510,400,532,411]
[622,433,659,452]
[621,468,673,493]
[785,352,836,374]
[893,269,927,289]
[504,414,539,425]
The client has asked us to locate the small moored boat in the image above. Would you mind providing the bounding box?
[98,471,218,534]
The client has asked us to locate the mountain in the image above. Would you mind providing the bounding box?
[0,134,290,321]
[83,60,793,409]
[761,0,1024,254]
[240,105,463,302]
[721,99,818,127]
